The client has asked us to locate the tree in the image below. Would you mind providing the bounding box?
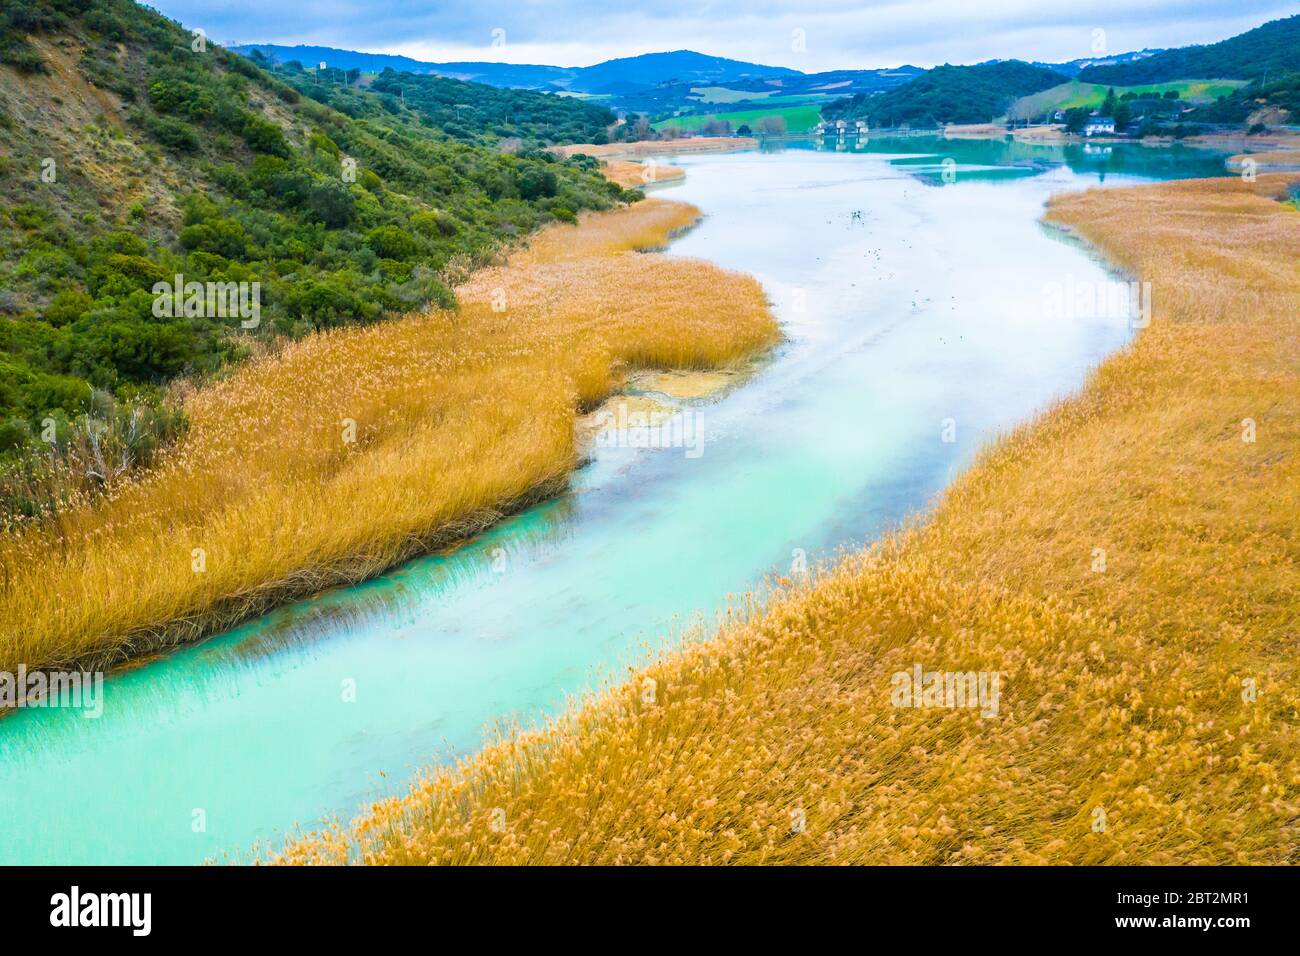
[1101,87,1118,117]
[1007,98,1037,127]
[757,115,787,134]
[1113,101,1133,130]
[1064,107,1090,134]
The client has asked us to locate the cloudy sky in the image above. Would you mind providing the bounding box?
[152,0,1294,71]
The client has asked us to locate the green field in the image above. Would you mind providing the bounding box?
[688,85,778,103]
[1011,78,1248,118]
[687,86,833,105]
[653,103,823,133]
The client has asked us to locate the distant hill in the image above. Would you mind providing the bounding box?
[756,66,925,97]
[607,66,925,121]
[1030,50,1164,78]
[573,50,798,93]
[231,45,572,88]
[243,51,616,145]
[1078,15,1300,84]
[823,61,1067,128]
[233,44,799,93]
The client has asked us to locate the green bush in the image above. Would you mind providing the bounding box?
[241,114,290,156]
[148,78,216,118]
[144,113,201,151]
[364,225,419,260]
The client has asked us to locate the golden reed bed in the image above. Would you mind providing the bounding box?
[599,160,686,189]
[274,174,1299,865]
[0,198,777,673]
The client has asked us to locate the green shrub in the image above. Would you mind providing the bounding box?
[304,180,355,228]
[148,78,216,119]
[144,113,201,151]
[179,218,249,258]
[309,131,341,157]
[44,289,93,327]
[364,225,419,260]
[241,115,290,156]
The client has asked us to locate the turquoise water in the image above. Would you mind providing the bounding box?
[1,138,1227,864]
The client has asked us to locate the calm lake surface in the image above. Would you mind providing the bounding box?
[2,138,1228,864]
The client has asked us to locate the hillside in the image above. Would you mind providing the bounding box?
[574,50,799,92]
[233,45,574,89]
[1078,14,1300,84]
[1194,71,1300,125]
[823,60,1066,128]
[1008,78,1247,123]
[243,52,617,146]
[618,66,923,124]
[0,0,630,518]
[235,44,799,94]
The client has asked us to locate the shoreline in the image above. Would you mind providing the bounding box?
[275,172,1300,866]
[552,136,759,161]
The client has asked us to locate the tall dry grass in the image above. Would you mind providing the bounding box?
[274,174,1299,865]
[599,160,686,190]
[0,198,777,672]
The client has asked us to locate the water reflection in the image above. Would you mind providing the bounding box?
[805,132,1229,184]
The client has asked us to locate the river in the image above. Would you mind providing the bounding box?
[1,137,1228,864]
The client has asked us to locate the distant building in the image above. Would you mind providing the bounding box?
[1085,115,1116,136]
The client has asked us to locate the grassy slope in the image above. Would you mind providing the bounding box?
[688,86,778,104]
[687,86,833,105]
[0,196,777,673]
[276,174,1299,865]
[654,104,822,133]
[1014,79,1247,115]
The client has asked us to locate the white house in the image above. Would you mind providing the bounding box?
[1085,115,1116,136]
